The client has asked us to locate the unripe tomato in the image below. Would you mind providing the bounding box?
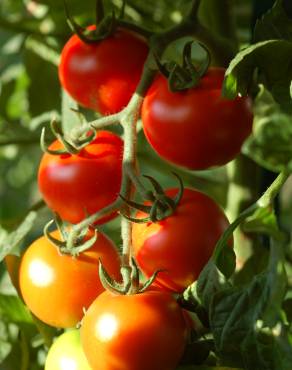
[81,290,187,370]
[59,28,149,114]
[45,329,91,370]
[38,130,123,224]
[132,188,231,293]
[141,67,253,170]
[19,229,121,328]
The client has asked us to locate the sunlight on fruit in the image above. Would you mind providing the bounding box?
[95,313,118,342]
[59,357,77,370]
[29,259,54,287]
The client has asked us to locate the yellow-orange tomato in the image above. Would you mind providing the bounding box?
[81,290,187,370]
[19,229,121,328]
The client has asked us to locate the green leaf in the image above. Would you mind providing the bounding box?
[242,206,286,241]
[25,37,60,67]
[243,86,292,172]
[223,40,292,111]
[0,322,12,363]
[254,0,292,42]
[24,48,60,117]
[196,261,230,309]
[216,247,236,280]
[208,240,289,369]
[282,298,292,322]
[233,247,269,286]
[0,211,37,262]
[0,294,33,324]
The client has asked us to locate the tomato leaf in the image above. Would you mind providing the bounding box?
[196,261,230,309]
[223,40,292,112]
[0,211,37,262]
[208,240,290,369]
[242,205,286,241]
[24,47,60,117]
[0,294,33,324]
[0,322,12,363]
[243,86,292,172]
[282,298,292,322]
[215,246,236,280]
[254,0,292,42]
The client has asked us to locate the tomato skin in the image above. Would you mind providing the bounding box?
[59,28,149,114]
[81,290,187,370]
[19,229,121,328]
[141,67,253,170]
[38,130,123,224]
[45,329,91,370]
[132,188,231,293]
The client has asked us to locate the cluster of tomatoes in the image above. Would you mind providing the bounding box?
[16,26,253,370]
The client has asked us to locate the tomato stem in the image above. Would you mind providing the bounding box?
[95,0,105,26]
[90,112,122,130]
[212,170,289,264]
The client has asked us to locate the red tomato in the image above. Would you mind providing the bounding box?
[132,188,231,293]
[81,290,187,370]
[38,130,123,224]
[59,28,149,114]
[141,67,253,170]
[19,229,121,328]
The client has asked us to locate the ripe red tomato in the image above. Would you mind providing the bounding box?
[132,188,231,293]
[19,229,121,328]
[38,130,123,224]
[141,67,253,170]
[81,290,187,370]
[45,329,91,370]
[59,28,149,114]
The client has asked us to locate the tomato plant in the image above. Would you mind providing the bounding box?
[81,289,187,370]
[45,329,91,370]
[59,28,149,114]
[141,68,253,170]
[38,130,123,224]
[19,229,121,328]
[132,188,231,292]
[1,1,292,370]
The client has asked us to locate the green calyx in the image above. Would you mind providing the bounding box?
[155,41,211,92]
[120,173,184,223]
[64,0,117,44]
[40,114,96,156]
[64,0,149,45]
[99,257,163,295]
[64,0,151,44]
[44,217,98,257]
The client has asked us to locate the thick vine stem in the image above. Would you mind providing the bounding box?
[257,171,290,208]
[119,61,157,259]
[90,112,122,130]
